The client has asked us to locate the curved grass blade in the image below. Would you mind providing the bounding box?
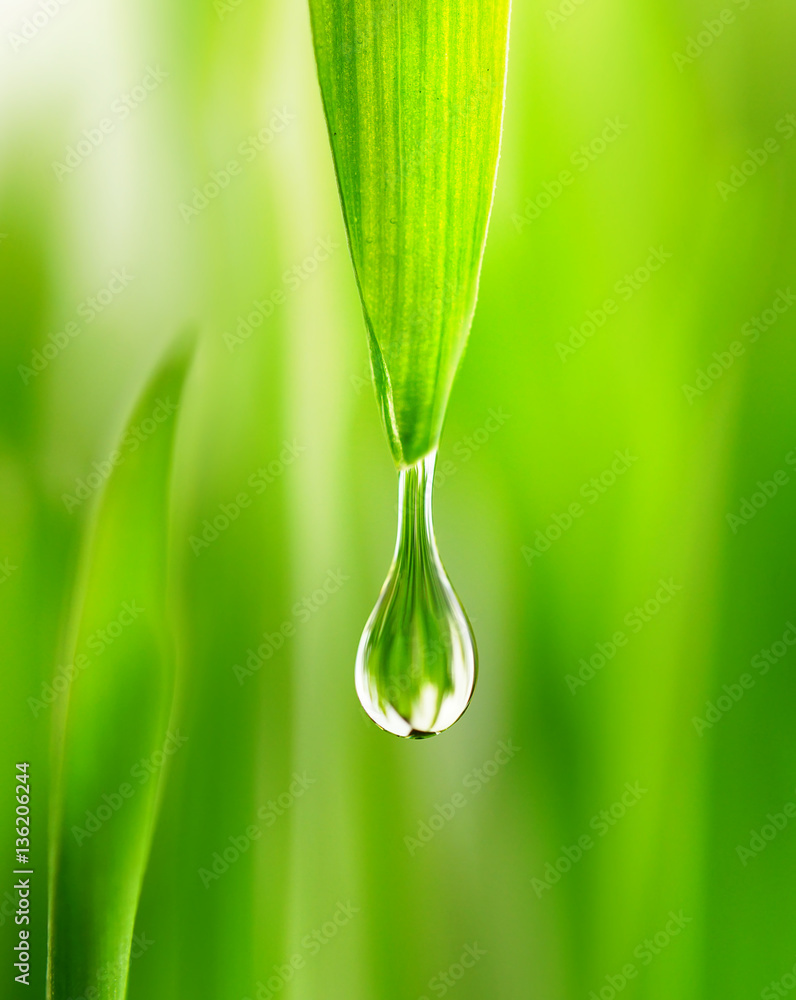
[47,336,194,1000]
[309,0,511,466]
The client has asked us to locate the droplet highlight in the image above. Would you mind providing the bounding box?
[355,450,477,738]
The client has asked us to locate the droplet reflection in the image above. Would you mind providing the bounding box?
[355,450,477,738]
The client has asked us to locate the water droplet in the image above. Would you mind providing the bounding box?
[355,449,477,738]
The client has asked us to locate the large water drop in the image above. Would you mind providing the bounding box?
[355,450,477,738]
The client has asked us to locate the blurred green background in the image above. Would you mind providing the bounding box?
[2,0,796,997]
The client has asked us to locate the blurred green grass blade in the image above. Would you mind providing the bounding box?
[308,0,511,466]
[47,337,194,1000]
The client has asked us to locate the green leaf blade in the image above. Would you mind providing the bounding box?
[310,0,511,465]
[47,338,194,1000]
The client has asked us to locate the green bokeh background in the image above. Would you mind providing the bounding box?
[2,0,796,998]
